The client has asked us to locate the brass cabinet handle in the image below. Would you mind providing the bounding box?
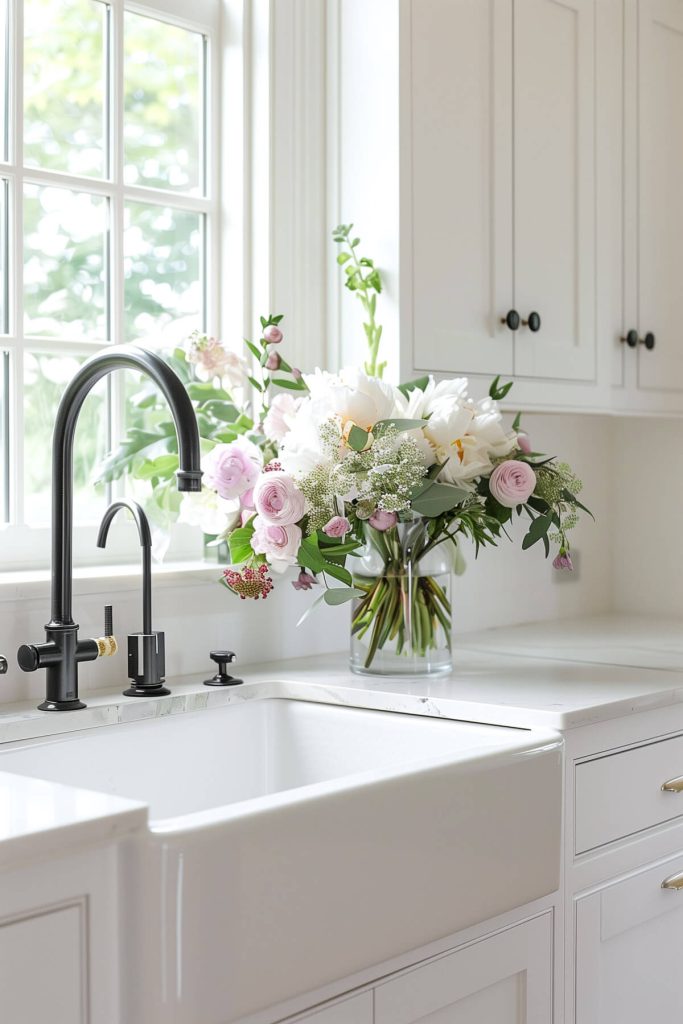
[661,776,683,793]
[662,872,683,891]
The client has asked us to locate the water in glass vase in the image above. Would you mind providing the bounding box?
[349,517,453,677]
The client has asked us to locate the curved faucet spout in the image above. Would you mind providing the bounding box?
[52,344,202,627]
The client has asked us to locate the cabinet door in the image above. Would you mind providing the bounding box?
[374,914,552,1024]
[513,0,596,382]
[406,0,514,377]
[0,903,86,1023]
[290,992,373,1023]
[575,854,683,1022]
[635,0,683,393]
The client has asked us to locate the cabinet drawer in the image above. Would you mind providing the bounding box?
[575,733,683,853]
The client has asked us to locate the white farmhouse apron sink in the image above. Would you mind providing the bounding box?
[0,697,562,1023]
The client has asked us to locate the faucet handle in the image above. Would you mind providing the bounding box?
[0,656,7,674]
[205,650,243,687]
[94,604,118,658]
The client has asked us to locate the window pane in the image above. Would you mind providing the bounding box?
[24,352,107,525]
[24,0,106,178]
[0,179,7,333]
[124,202,202,344]
[0,0,8,162]
[24,184,108,339]
[124,12,203,194]
[0,350,8,523]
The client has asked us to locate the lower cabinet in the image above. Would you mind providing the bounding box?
[575,853,683,1022]
[294,993,373,1023]
[0,901,87,1023]
[374,914,552,1024]
[293,914,553,1024]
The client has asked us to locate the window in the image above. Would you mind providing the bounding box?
[0,0,220,567]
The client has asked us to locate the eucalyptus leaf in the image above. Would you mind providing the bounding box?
[347,424,371,451]
[397,376,430,398]
[374,417,428,434]
[411,481,470,517]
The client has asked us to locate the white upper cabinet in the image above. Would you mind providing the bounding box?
[513,0,596,382]
[631,0,683,397]
[403,0,597,389]
[406,0,513,378]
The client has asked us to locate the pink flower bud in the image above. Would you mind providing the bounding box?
[322,515,351,538]
[263,325,283,344]
[291,367,302,381]
[553,551,574,571]
[292,569,318,591]
[369,509,398,532]
[265,351,281,371]
[517,432,532,454]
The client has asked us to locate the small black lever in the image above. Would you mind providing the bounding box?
[0,657,7,675]
[204,650,243,687]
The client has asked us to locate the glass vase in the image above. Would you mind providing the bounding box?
[349,517,453,677]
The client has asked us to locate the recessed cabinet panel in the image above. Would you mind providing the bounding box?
[576,855,683,1023]
[636,0,683,393]
[374,914,552,1024]
[0,903,86,1023]
[291,992,373,1023]
[408,0,514,376]
[513,0,596,382]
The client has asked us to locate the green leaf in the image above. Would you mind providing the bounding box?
[244,339,261,360]
[271,377,307,391]
[489,375,514,401]
[186,382,232,402]
[324,586,363,606]
[322,561,352,586]
[229,524,256,565]
[511,411,522,432]
[336,252,352,265]
[397,376,430,398]
[135,454,179,480]
[411,481,470,517]
[347,424,371,451]
[298,535,326,574]
[562,489,595,520]
[373,418,428,434]
[521,515,552,550]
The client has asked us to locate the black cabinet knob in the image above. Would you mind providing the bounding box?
[641,331,656,350]
[522,312,541,332]
[620,329,639,348]
[500,309,520,331]
[204,650,243,687]
[0,656,7,675]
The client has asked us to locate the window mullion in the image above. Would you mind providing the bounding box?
[10,0,24,527]
[110,0,125,499]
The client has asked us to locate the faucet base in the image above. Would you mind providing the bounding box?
[37,698,87,712]
[123,683,171,698]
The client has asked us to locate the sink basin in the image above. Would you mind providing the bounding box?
[0,696,562,1022]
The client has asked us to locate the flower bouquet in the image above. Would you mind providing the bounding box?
[101,226,590,676]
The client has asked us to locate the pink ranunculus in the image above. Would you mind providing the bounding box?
[263,325,283,344]
[250,517,302,572]
[369,509,398,532]
[553,551,574,571]
[203,438,262,500]
[253,471,306,526]
[489,460,537,508]
[517,432,532,454]
[263,393,301,444]
[241,487,255,510]
[323,515,351,538]
[265,351,281,371]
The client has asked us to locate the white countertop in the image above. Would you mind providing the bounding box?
[0,613,683,740]
[1,612,683,861]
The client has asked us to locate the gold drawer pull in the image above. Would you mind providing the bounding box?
[661,776,683,793]
[662,872,683,891]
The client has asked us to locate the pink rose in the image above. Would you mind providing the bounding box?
[263,393,300,444]
[265,351,281,371]
[203,438,262,500]
[489,460,536,508]
[517,432,532,454]
[263,325,283,344]
[323,515,351,538]
[369,510,398,532]
[251,517,302,572]
[253,471,306,525]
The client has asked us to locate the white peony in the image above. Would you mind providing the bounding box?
[263,393,302,444]
[305,367,400,432]
[278,399,339,477]
[179,489,241,536]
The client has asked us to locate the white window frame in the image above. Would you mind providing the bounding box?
[0,0,222,570]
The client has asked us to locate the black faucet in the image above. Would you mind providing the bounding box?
[97,498,169,698]
[17,344,202,711]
